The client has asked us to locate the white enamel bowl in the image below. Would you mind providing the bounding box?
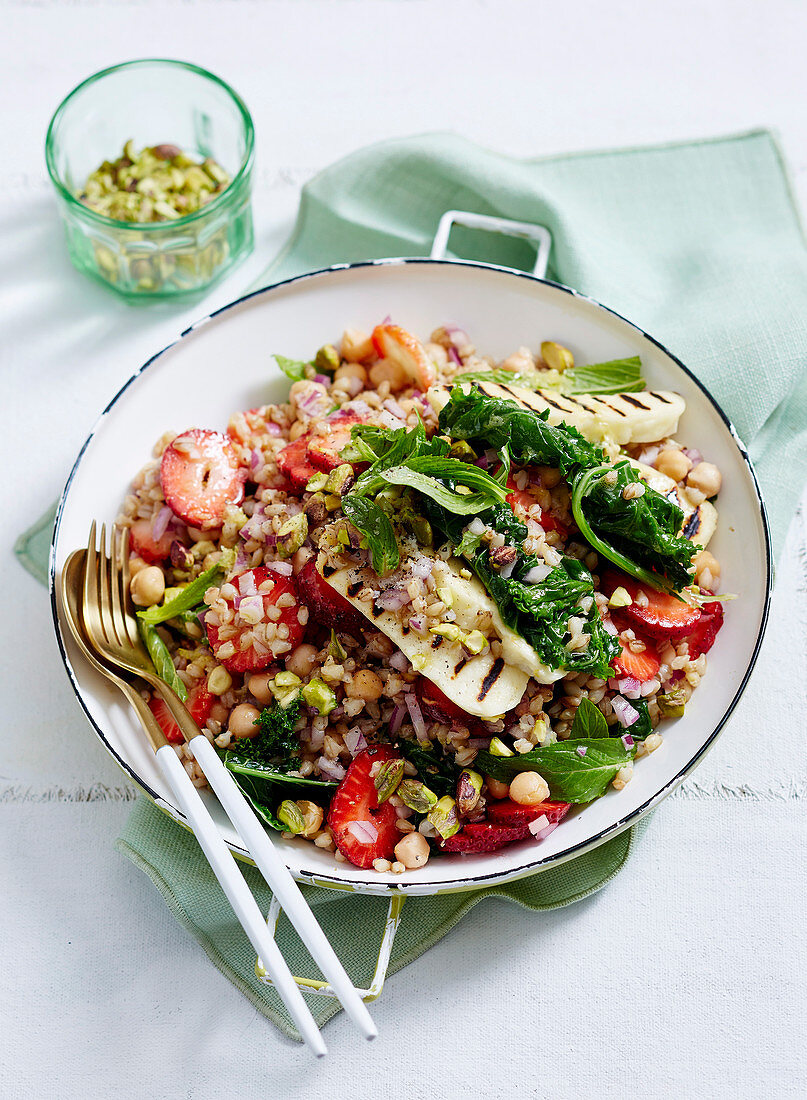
[51,260,771,897]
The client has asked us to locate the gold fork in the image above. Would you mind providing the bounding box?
[80,521,376,1047]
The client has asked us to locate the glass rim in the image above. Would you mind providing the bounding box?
[44,58,255,232]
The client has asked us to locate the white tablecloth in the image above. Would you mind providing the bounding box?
[2,2,805,1095]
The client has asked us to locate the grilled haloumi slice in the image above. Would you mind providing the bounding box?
[318,551,564,720]
[427,379,686,446]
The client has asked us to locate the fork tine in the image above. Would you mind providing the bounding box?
[114,525,138,647]
[97,523,120,647]
[110,525,127,645]
[84,520,103,647]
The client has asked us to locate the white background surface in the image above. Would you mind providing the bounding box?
[2,2,805,1097]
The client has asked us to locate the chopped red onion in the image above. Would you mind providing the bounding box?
[308,727,325,752]
[484,449,499,466]
[388,651,410,673]
[621,733,635,749]
[313,373,330,386]
[409,616,425,633]
[265,421,283,436]
[684,447,703,464]
[238,572,258,597]
[237,594,264,623]
[576,746,587,757]
[344,727,368,755]
[377,587,412,611]
[467,517,486,536]
[410,557,433,580]
[448,346,462,367]
[636,444,660,466]
[383,397,407,419]
[343,399,373,418]
[524,564,551,584]
[250,449,262,471]
[611,695,640,727]
[151,505,173,542]
[602,619,618,637]
[474,453,490,469]
[608,677,620,690]
[444,323,470,347]
[239,506,267,543]
[388,703,406,735]
[467,736,492,749]
[266,559,293,577]
[378,409,406,430]
[405,692,427,740]
[347,819,378,844]
[499,561,516,580]
[528,814,550,836]
[618,675,642,699]
[317,756,346,781]
[530,820,559,842]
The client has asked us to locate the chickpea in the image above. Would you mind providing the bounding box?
[655,447,692,482]
[128,555,148,577]
[333,362,367,388]
[509,770,550,805]
[694,548,721,587]
[341,327,374,362]
[393,831,430,869]
[369,358,408,392]
[296,800,324,837]
[286,643,318,680]
[288,419,308,442]
[687,461,722,497]
[228,703,261,739]
[210,702,229,725]
[247,671,275,705]
[130,565,165,607]
[346,669,384,702]
[485,776,510,799]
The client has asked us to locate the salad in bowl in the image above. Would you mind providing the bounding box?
[118,319,725,874]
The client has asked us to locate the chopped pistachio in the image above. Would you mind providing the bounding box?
[540,341,574,373]
[374,759,405,803]
[410,514,433,546]
[488,736,514,758]
[456,770,483,815]
[428,796,461,839]
[329,629,347,661]
[464,630,489,655]
[315,344,341,374]
[448,440,477,462]
[429,623,464,643]
[305,472,329,492]
[436,586,454,608]
[269,671,302,708]
[657,690,686,718]
[277,800,306,834]
[301,678,337,716]
[324,464,354,495]
[608,587,633,609]
[532,717,549,744]
[276,513,308,558]
[410,653,427,671]
[324,494,342,512]
[397,779,438,814]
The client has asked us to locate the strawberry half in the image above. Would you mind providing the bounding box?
[441,821,532,853]
[371,322,437,391]
[327,745,401,868]
[415,676,483,731]
[297,559,367,636]
[601,568,700,640]
[612,636,661,682]
[306,411,364,472]
[204,567,306,673]
[161,429,245,529]
[682,597,724,658]
[129,517,175,564]
[486,799,571,829]
[506,477,568,537]
[148,683,214,745]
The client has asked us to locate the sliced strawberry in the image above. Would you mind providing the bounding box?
[161,429,245,529]
[682,598,724,658]
[204,567,305,673]
[276,436,318,490]
[371,322,437,391]
[307,411,363,472]
[441,821,531,853]
[148,683,214,745]
[415,676,483,732]
[486,799,571,828]
[297,559,367,636]
[327,745,401,868]
[601,568,700,640]
[612,637,661,682]
[129,518,175,564]
[505,477,568,537]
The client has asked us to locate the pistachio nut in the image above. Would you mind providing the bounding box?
[373,759,406,803]
[488,736,514,758]
[657,690,686,718]
[295,800,324,837]
[329,629,347,661]
[397,778,439,814]
[314,344,341,374]
[456,770,483,815]
[448,440,477,462]
[540,341,574,373]
[276,513,309,558]
[305,472,329,492]
[324,464,354,495]
[608,586,633,609]
[427,795,461,839]
[301,678,337,716]
[277,800,306,835]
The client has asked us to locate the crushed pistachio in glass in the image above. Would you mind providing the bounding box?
[77,140,231,223]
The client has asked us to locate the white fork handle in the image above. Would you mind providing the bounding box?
[188,735,377,1041]
[154,745,327,1058]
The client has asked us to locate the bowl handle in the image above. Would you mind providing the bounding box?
[430,209,552,278]
[255,892,406,1003]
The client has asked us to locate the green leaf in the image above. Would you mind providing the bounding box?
[382,456,509,515]
[454,356,644,396]
[614,698,654,741]
[137,550,234,626]
[397,739,459,798]
[570,697,609,739]
[223,755,337,798]
[137,619,188,702]
[341,495,400,575]
[475,738,635,803]
[273,354,311,382]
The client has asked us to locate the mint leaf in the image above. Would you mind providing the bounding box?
[137,620,188,702]
[341,495,400,575]
[562,357,644,395]
[475,738,634,803]
[570,697,609,739]
[137,551,233,625]
[274,354,311,382]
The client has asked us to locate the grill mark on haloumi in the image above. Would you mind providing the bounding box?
[478,658,505,701]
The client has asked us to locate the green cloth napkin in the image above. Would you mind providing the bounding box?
[18,128,807,1041]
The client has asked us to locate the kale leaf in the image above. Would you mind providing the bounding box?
[397,738,459,797]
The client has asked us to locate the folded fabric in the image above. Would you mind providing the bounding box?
[18,128,806,1040]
